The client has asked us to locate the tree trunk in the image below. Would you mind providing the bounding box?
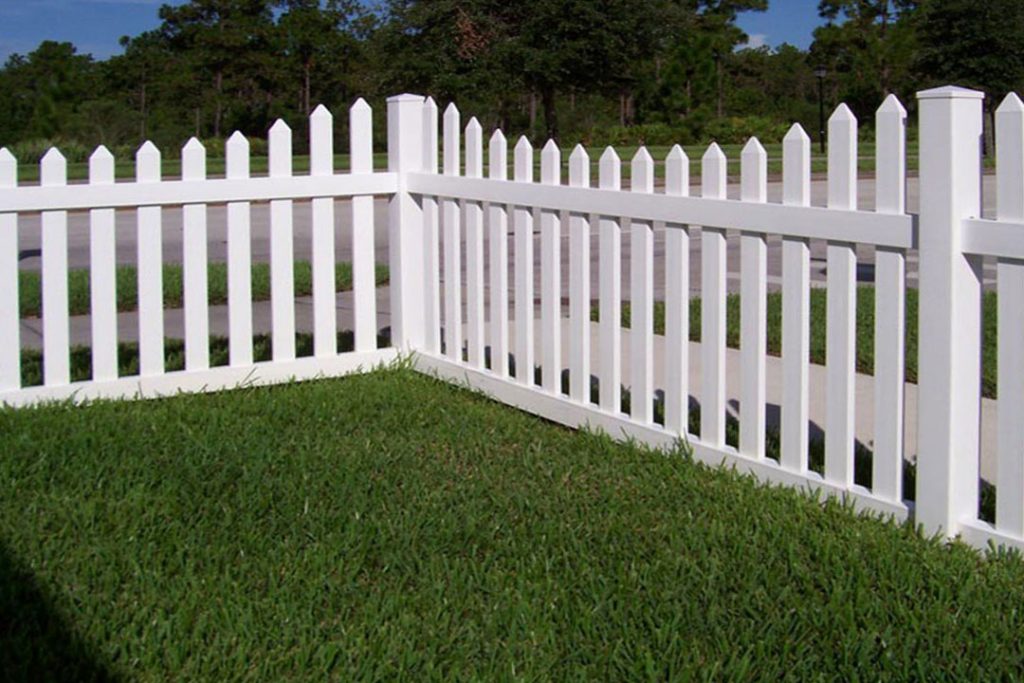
[139,81,147,141]
[303,61,312,116]
[716,57,724,118]
[529,92,537,131]
[541,86,558,141]
[214,70,224,139]
[620,93,627,127]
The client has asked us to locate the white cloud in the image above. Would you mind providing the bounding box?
[745,33,768,50]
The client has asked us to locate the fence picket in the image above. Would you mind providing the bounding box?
[540,140,561,393]
[997,92,1024,536]
[269,121,296,361]
[349,100,376,352]
[740,138,768,459]
[631,148,655,422]
[569,145,591,403]
[701,143,727,445]
[465,118,485,368]
[181,141,209,372]
[89,146,119,380]
[422,97,441,354]
[825,104,858,488]
[489,130,510,378]
[311,105,337,356]
[136,142,164,377]
[226,132,253,366]
[874,94,907,502]
[781,124,811,473]
[443,104,463,361]
[663,145,689,434]
[598,148,622,413]
[0,149,18,390]
[514,137,535,385]
[41,149,70,386]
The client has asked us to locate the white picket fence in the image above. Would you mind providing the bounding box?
[0,86,1022,553]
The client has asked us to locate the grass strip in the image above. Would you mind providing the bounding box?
[597,286,998,398]
[19,261,390,318]
[1,367,1022,680]
[17,329,391,388]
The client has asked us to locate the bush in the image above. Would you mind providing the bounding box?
[703,115,791,144]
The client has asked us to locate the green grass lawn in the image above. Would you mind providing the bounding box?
[601,286,998,399]
[1,367,1022,681]
[18,261,390,318]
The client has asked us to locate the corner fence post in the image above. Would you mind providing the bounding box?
[388,93,426,350]
[915,86,985,538]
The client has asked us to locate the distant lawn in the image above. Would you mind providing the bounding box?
[600,286,998,399]
[1,367,1022,680]
[18,261,390,318]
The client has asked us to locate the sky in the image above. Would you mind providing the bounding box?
[0,0,826,64]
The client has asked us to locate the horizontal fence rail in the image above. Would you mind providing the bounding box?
[3,86,1024,555]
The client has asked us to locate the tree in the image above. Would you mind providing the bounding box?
[275,0,363,117]
[809,0,919,118]
[158,0,277,138]
[0,42,98,142]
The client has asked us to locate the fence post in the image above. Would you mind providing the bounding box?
[915,85,985,538]
[388,94,426,350]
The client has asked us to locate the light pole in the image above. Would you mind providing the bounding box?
[814,65,827,154]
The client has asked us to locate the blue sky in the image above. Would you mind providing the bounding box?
[0,0,826,64]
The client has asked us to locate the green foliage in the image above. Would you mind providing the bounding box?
[2,368,1024,679]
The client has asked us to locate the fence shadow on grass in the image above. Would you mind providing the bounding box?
[0,541,120,683]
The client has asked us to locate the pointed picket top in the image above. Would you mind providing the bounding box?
[631,146,654,193]
[89,145,115,184]
[997,92,1024,222]
[269,118,291,135]
[878,92,908,117]
[541,139,560,185]
[423,97,439,173]
[308,105,334,176]
[348,100,372,176]
[136,141,161,182]
[181,138,206,181]
[0,147,15,186]
[269,119,293,178]
[513,136,533,182]
[664,144,688,197]
[701,142,727,199]
[876,95,907,215]
[783,124,811,207]
[599,147,621,191]
[741,137,767,203]
[442,103,461,176]
[829,102,857,124]
[226,131,250,179]
[569,144,589,187]
[40,147,67,186]
[443,102,460,125]
[489,129,507,180]
[828,103,857,210]
[465,117,483,178]
[311,103,333,120]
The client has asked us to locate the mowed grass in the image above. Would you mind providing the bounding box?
[18,261,390,318]
[2,369,1024,681]
[602,286,999,398]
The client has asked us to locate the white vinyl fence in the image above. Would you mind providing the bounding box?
[0,86,1021,552]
